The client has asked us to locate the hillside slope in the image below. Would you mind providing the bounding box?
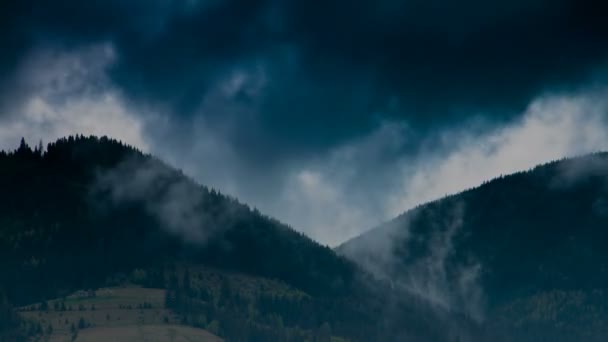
[0,135,472,341]
[0,136,354,304]
[338,152,608,341]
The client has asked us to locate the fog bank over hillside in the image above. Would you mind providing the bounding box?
[0,43,607,245]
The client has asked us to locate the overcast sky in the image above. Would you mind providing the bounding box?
[2,0,608,245]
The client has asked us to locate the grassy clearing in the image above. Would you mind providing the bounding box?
[17,286,221,341]
[57,324,221,342]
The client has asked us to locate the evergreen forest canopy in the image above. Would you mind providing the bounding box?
[339,151,608,341]
[2,135,608,341]
[0,135,472,341]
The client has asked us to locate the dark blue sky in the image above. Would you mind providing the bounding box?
[2,0,608,244]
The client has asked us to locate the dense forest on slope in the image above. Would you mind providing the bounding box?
[339,152,608,341]
[0,136,354,302]
[6,135,608,341]
[0,136,476,341]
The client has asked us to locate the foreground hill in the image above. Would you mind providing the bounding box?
[0,136,354,303]
[0,136,471,341]
[338,152,608,341]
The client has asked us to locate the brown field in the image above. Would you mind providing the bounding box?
[57,325,221,342]
[18,287,222,342]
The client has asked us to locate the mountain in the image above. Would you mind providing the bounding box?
[338,152,608,341]
[0,136,355,301]
[0,135,473,341]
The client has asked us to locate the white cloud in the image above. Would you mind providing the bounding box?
[388,89,608,217]
[2,41,607,249]
[278,168,371,245]
[264,122,410,245]
[270,88,608,246]
[0,43,147,151]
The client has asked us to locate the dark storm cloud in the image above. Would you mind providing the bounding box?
[3,0,608,244]
[3,0,608,153]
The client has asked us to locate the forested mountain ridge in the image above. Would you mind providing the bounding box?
[0,135,472,341]
[10,135,605,341]
[338,152,608,341]
[0,136,355,303]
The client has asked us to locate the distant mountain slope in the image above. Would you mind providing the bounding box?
[338,152,608,341]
